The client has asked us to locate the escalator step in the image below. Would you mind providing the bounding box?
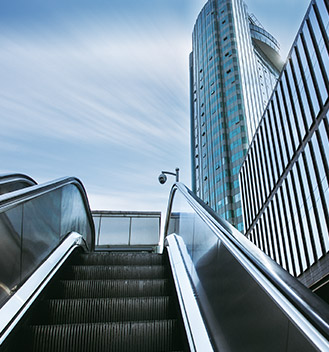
[71,252,164,266]
[30,320,181,352]
[61,265,166,280]
[50,279,171,298]
[38,296,174,324]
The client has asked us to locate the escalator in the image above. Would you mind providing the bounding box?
[0,173,37,195]
[1,176,329,351]
[2,250,187,352]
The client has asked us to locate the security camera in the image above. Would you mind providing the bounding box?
[158,173,167,184]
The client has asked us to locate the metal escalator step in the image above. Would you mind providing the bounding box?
[62,265,166,280]
[71,252,164,266]
[30,320,181,352]
[40,296,174,324]
[50,279,171,298]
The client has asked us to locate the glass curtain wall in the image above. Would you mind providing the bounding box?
[190,0,281,232]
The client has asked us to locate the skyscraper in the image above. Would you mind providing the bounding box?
[190,0,282,231]
[240,0,329,293]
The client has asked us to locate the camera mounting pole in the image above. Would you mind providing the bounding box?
[158,168,179,184]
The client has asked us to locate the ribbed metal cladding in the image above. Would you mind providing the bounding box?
[239,0,329,287]
[30,320,180,352]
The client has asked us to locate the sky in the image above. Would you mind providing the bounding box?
[0,0,310,213]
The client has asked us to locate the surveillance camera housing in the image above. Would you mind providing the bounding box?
[158,173,167,184]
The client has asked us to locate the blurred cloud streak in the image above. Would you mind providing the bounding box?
[0,10,191,211]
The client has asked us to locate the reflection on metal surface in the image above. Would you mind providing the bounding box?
[0,283,11,296]
[92,211,161,249]
[0,207,22,307]
[0,177,94,309]
[164,182,329,351]
[0,233,84,345]
[0,173,37,195]
[166,234,214,352]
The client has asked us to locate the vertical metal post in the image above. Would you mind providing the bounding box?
[175,168,180,182]
[128,216,132,246]
[97,216,102,246]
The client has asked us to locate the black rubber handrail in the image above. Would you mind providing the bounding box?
[164,182,329,341]
[0,176,95,251]
[0,173,37,186]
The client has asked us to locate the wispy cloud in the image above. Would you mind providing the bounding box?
[0,21,189,145]
[0,15,191,209]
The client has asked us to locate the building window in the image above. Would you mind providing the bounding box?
[235,207,242,217]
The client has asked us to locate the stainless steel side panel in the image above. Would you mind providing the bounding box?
[165,184,329,351]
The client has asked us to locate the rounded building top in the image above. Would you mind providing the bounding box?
[248,16,283,72]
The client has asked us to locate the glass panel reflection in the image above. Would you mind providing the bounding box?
[98,217,130,245]
[0,179,93,309]
[61,185,90,243]
[0,206,22,307]
[130,217,159,245]
[22,190,61,280]
[94,212,161,247]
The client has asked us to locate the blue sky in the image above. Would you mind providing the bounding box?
[0,0,310,212]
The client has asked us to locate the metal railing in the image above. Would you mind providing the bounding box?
[163,182,329,351]
[249,23,280,52]
[0,173,37,195]
[92,211,161,250]
[0,177,94,309]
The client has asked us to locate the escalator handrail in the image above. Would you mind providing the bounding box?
[0,173,37,187]
[0,176,95,250]
[164,182,329,341]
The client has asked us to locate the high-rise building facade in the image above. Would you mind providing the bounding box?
[239,0,329,291]
[190,0,282,231]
